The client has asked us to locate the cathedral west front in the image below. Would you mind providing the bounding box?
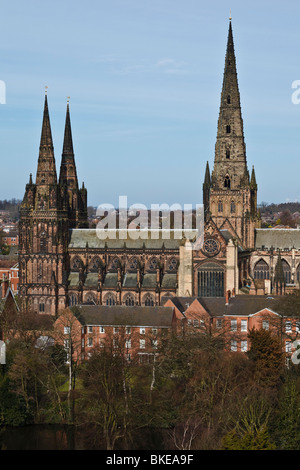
[18,20,300,316]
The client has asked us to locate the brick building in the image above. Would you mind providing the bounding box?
[0,261,19,297]
[54,305,176,363]
[2,232,19,247]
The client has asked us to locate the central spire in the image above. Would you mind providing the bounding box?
[204,20,260,250]
[211,20,249,191]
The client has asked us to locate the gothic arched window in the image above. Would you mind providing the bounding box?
[123,294,135,306]
[84,293,96,304]
[40,232,47,253]
[254,259,270,280]
[226,125,231,134]
[144,294,155,306]
[198,262,225,297]
[72,257,82,272]
[297,264,300,282]
[224,176,231,189]
[38,263,43,280]
[110,258,120,271]
[168,258,178,271]
[148,257,158,272]
[89,257,101,272]
[230,201,236,214]
[227,95,231,104]
[68,294,78,306]
[129,257,138,271]
[218,201,223,212]
[226,149,230,159]
[105,293,116,306]
[282,259,291,284]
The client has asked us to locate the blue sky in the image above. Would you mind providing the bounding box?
[1,0,300,208]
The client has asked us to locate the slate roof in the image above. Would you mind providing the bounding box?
[71,305,174,328]
[84,273,98,288]
[67,270,176,290]
[68,272,79,288]
[68,228,190,250]
[198,297,227,317]
[161,273,177,290]
[142,274,157,288]
[103,273,118,288]
[164,296,197,313]
[255,228,300,251]
[164,295,285,318]
[123,273,137,288]
[223,295,284,316]
[0,287,20,315]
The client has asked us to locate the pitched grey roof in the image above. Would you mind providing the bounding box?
[67,271,178,290]
[141,273,157,288]
[161,273,177,289]
[68,229,186,250]
[162,296,197,313]
[71,305,174,327]
[123,273,137,288]
[68,272,79,288]
[198,298,227,317]
[164,295,284,318]
[255,228,300,250]
[103,273,118,288]
[223,295,283,316]
[84,273,98,288]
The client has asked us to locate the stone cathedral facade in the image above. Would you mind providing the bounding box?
[18,21,300,316]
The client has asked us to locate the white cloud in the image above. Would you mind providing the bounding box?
[155,58,188,74]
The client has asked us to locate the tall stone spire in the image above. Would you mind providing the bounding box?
[203,161,211,222]
[59,99,79,192]
[211,20,249,190]
[206,20,260,250]
[58,99,88,228]
[250,165,257,189]
[36,91,57,187]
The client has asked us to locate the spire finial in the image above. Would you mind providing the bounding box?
[229,10,232,21]
[67,96,70,104]
[45,86,48,95]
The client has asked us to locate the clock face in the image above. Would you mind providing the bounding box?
[203,237,220,257]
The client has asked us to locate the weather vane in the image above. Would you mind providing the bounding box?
[45,86,48,95]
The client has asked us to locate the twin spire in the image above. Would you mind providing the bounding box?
[36,91,78,191]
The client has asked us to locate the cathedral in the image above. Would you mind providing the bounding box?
[18,20,300,316]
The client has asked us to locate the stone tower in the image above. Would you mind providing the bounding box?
[59,100,88,229]
[204,20,260,249]
[18,93,88,315]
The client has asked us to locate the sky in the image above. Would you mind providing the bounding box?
[1,0,300,208]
